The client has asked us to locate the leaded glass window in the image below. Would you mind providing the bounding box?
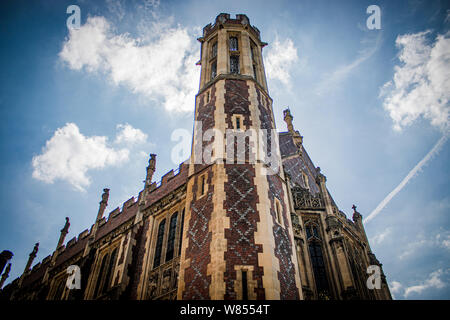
[212,41,217,58]
[229,36,238,51]
[153,219,166,268]
[308,242,330,297]
[230,55,239,74]
[178,209,185,256]
[211,61,217,79]
[165,212,178,262]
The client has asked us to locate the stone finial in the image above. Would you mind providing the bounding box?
[101,188,110,204]
[352,204,362,221]
[0,263,11,289]
[0,250,13,275]
[23,243,39,274]
[283,108,294,132]
[57,217,70,249]
[145,154,157,189]
[61,217,70,233]
[96,188,110,222]
[283,108,303,146]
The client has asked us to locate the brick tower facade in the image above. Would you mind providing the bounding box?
[177,13,302,300]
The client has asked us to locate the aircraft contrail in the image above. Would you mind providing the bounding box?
[364,134,448,224]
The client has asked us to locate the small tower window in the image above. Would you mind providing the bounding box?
[229,36,238,51]
[253,64,258,82]
[211,61,217,79]
[236,117,241,130]
[211,41,217,58]
[201,175,205,195]
[230,55,240,74]
[241,270,248,300]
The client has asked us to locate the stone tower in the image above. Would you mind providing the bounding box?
[177,13,302,300]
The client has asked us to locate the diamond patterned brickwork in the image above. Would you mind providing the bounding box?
[267,174,300,300]
[223,164,264,300]
[194,85,216,174]
[182,168,214,299]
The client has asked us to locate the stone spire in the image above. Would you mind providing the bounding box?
[283,108,303,146]
[145,154,157,189]
[56,217,70,249]
[23,243,39,274]
[0,263,11,289]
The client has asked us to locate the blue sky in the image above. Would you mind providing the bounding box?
[0,0,449,299]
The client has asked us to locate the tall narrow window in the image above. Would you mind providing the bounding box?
[275,200,282,224]
[241,270,248,300]
[103,248,118,293]
[153,219,166,268]
[94,253,109,298]
[253,64,258,82]
[229,36,238,51]
[308,242,330,297]
[230,55,240,74]
[211,41,217,58]
[211,61,217,79]
[236,117,241,130]
[165,212,178,262]
[201,175,206,195]
[178,209,185,256]
[54,280,65,300]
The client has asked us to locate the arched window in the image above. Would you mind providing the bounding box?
[165,212,178,262]
[94,253,109,298]
[103,247,118,293]
[153,219,166,268]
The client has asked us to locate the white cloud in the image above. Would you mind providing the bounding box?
[264,38,298,86]
[115,123,148,145]
[59,16,199,112]
[32,123,130,191]
[396,229,450,260]
[404,269,446,298]
[380,31,450,132]
[389,280,403,299]
[370,227,391,245]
